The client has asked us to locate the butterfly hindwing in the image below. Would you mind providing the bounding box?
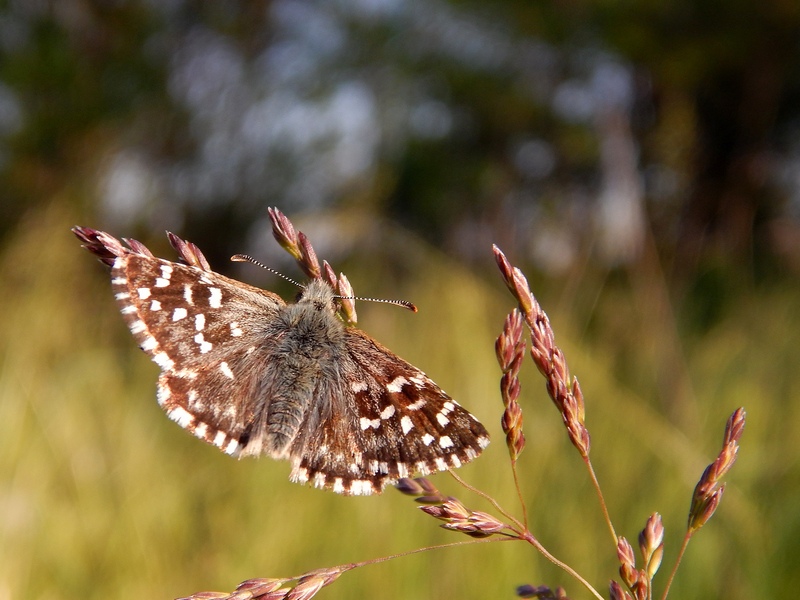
[289,328,489,494]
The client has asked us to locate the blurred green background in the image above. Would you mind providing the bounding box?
[1,2,798,599]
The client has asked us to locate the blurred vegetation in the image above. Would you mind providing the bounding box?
[1,1,799,599]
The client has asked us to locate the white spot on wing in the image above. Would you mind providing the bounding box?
[380,405,396,420]
[292,467,309,484]
[332,478,345,494]
[121,305,137,315]
[407,399,426,411]
[439,435,454,448]
[194,332,212,353]
[172,307,188,321]
[223,438,241,456]
[176,368,197,380]
[140,336,158,352]
[400,415,414,434]
[193,422,208,439]
[195,313,205,331]
[137,288,151,299]
[360,416,380,430]
[351,380,368,393]
[154,277,170,288]
[230,321,243,337]
[115,292,130,300]
[436,412,450,427]
[386,376,409,394]
[213,430,227,448]
[149,300,161,311]
[157,384,170,405]
[219,361,234,379]
[422,433,435,446]
[167,405,194,428]
[209,287,222,308]
[183,284,194,305]
[130,320,146,334]
[350,480,374,495]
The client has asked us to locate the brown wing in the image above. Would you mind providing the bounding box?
[288,328,489,495]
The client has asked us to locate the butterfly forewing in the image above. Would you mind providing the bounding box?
[76,227,490,495]
[111,253,285,455]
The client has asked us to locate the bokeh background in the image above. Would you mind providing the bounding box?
[1,1,798,599]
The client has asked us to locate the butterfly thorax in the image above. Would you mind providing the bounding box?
[254,279,346,458]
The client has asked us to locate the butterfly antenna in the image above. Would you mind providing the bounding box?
[338,294,418,313]
[233,254,417,312]
[231,254,304,289]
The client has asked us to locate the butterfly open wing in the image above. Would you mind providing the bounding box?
[289,328,490,495]
[73,227,287,456]
[111,252,289,456]
[74,226,489,495]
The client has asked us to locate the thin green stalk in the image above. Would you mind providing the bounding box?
[660,530,692,600]
[516,529,604,600]
[584,456,617,545]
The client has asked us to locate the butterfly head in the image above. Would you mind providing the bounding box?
[296,279,339,315]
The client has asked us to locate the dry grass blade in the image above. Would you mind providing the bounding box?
[72,226,152,265]
[496,309,526,460]
[418,496,510,538]
[268,207,322,280]
[516,584,571,599]
[639,513,664,579]
[335,271,357,324]
[688,407,746,532]
[268,207,301,258]
[179,567,351,600]
[609,581,634,600]
[167,231,212,271]
[493,245,590,458]
[395,477,447,503]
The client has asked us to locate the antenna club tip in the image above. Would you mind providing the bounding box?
[230,254,248,262]
[404,302,418,313]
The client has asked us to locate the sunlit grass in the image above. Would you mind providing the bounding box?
[0,204,792,599]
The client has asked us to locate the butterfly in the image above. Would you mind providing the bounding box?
[73,224,489,495]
